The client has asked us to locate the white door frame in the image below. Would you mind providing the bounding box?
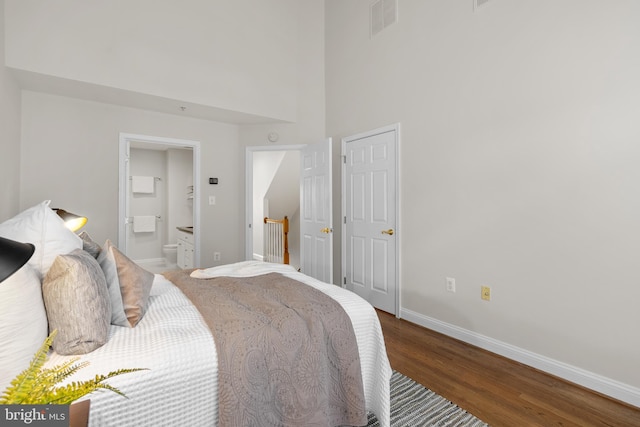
[244,144,306,261]
[341,123,401,316]
[118,133,201,267]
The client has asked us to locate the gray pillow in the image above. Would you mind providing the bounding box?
[78,231,101,258]
[42,249,111,355]
[97,240,154,327]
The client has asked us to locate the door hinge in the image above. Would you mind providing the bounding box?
[343,277,346,285]
[343,155,346,164]
[344,216,347,224]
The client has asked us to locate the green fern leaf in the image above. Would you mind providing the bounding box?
[0,331,57,404]
[0,330,147,405]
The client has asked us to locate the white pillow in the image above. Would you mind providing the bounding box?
[0,264,48,393]
[0,200,82,280]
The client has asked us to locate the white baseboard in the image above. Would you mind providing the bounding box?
[253,254,264,261]
[400,307,640,408]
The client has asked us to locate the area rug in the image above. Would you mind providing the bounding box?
[366,371,490,427]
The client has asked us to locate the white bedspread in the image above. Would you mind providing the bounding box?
[45,261,391,427]
[45,276,219,426]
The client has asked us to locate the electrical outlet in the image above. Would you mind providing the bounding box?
[481,286,491,301]
[446,277,456,293]
[213,252,221,261]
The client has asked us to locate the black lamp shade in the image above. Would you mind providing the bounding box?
[0,236,35,283]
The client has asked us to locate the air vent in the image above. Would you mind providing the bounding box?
[370,0,397,37]
[474,0,491,10]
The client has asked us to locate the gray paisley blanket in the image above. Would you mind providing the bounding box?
[163,270,367,427]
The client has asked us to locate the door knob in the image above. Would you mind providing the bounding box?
[381,229,394,235]
[321,227,333,234]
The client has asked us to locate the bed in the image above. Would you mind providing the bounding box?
[47,262,391,426]
[0,202,391,427]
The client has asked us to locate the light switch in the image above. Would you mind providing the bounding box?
[209,196,216,205]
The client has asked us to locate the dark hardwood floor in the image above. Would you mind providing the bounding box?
[376,310,640,427]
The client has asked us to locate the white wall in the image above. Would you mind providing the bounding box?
[6,0,639,406]
[287,210,300,270]
[20,91,242,268]
[239,0,326,146]
[265,151,300,220]
[326,0,640,398]
[5,0,298,122]
[0,0,22,220]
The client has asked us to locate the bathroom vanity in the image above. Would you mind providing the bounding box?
[176,227,194,269]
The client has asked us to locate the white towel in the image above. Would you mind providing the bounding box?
[133,216,156,233]
[132,176,155,194]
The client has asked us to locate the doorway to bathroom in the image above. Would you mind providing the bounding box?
[118,133,201,273]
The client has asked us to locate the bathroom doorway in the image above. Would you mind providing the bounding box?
[118,133,201,272]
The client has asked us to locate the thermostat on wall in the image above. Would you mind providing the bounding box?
[209,178,218,185]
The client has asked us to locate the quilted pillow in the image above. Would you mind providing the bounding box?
[0,200,82,280]
[97,240,154,327]
[42,249,111,355]
[0,264,48,392]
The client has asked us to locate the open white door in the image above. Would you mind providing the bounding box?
[300,138,332,283]
[118,139,131,254]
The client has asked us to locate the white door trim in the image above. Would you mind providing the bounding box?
[118,133,201,267]
[244,144,306,261]
[341,123,401,316]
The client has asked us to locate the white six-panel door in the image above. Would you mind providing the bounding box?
[342,126,398,314]
[300,139,333,283]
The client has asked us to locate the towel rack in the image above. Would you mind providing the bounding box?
[125,215,162,224]
[129,176,161,181]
